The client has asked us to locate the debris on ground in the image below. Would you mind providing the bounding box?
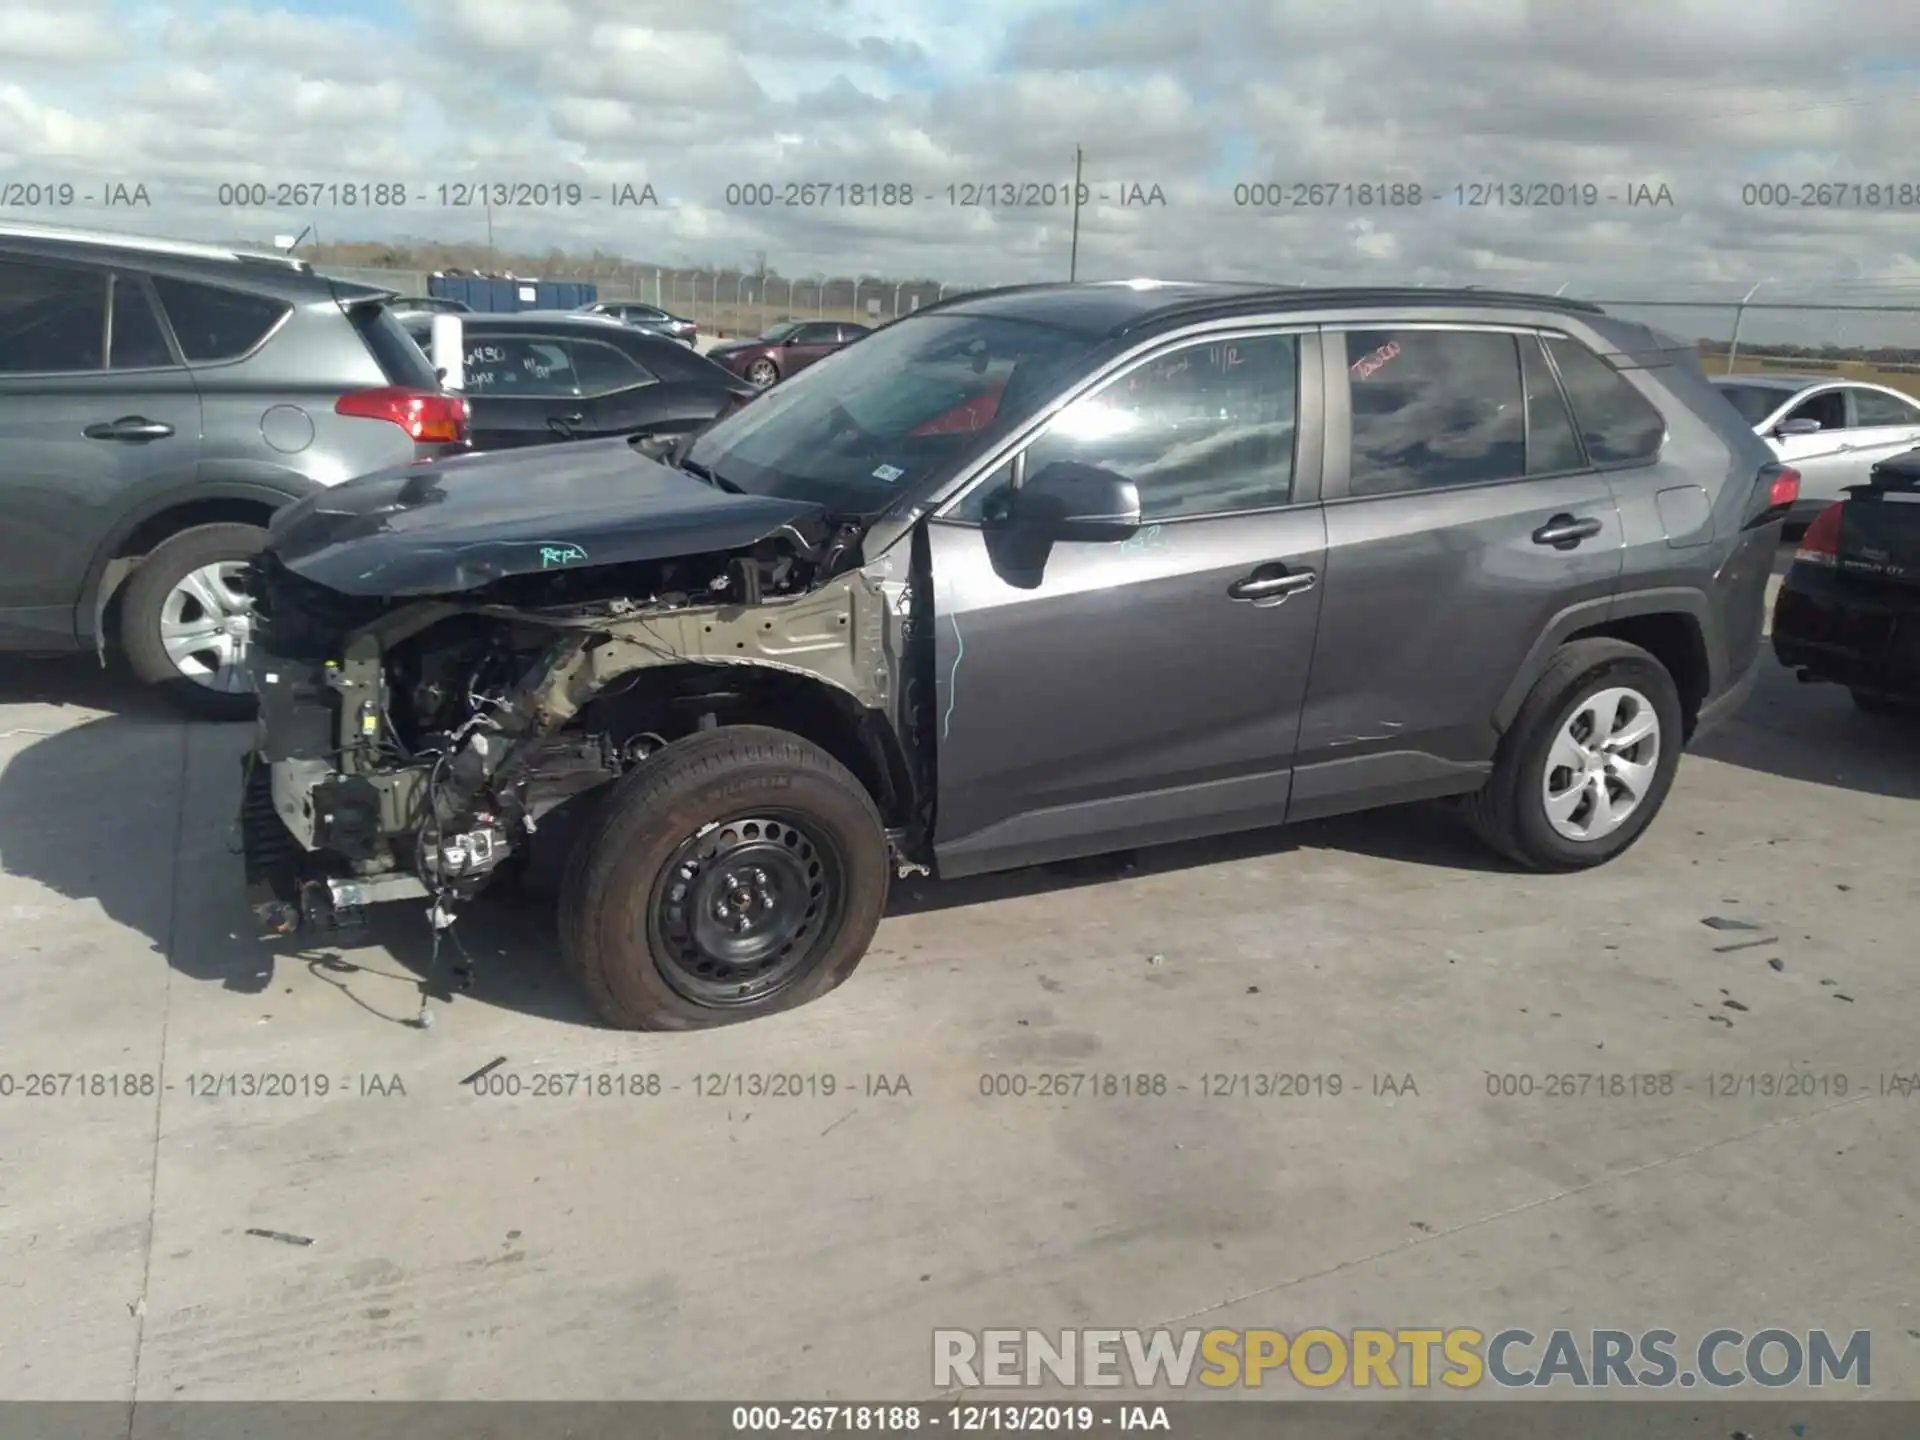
[460,1057,508,1087]
[1702,916,1762,932]
[245,1228,314,1247]
[1713,936,1779,954]
[1768,957,1786,972]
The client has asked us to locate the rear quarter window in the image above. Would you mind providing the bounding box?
[149,275,290,362]
[1545,336,1667,465]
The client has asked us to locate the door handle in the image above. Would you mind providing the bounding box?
[1531,514,1604,549]
[554,413,585,426]
[1227,567,1317,602]
[84,416,174,441]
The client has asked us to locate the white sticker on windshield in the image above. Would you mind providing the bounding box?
[872,463,906,482]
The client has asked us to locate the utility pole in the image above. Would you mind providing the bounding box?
[1068,145,1083,282]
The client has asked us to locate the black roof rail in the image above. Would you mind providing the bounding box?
[906,282,1080,317]
[1113,286,1606,334]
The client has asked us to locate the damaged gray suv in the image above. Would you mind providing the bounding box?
[240,281,1793,1030]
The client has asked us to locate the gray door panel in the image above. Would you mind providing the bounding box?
[1298,475,1622,784]
[0,371,202,645]
[928,507,1328,877]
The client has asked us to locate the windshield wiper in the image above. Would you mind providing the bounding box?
[678,457,744,494]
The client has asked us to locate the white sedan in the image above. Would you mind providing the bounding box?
[1710,372,1920,523]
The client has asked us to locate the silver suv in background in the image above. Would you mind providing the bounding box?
[0,222,470,717]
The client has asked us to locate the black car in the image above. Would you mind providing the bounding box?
[400,312,753,449]
[242,281,1785,1031]
[1772,447,1920,713]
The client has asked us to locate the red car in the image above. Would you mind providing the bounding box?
[708,319,870,388]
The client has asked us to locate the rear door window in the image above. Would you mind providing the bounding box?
[461,336,579,396]
[0,259,107,373]
[569,339,654,394]
[1543,336,1666,464]
[150,276,290,362]
[1849,386,1920,427]
[1344,328,1527,495]
[1520,334,1584,474]
[108,274,176,369]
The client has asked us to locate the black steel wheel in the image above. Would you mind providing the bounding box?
[649,813,848,1008]
[558,726,890,1030]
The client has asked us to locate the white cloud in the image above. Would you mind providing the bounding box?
[2,0,1919,344]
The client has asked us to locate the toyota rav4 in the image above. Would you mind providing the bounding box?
[239,281,1791,1030]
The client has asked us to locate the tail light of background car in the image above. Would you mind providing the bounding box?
[335,387,470,444]
[1744,462,1800,529]
[1794,501,1844,567]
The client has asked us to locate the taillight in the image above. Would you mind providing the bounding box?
[1795,501,1843,566]
[1767,466,1801,510]
[1744,462,1800,529]
[335,387,469,444]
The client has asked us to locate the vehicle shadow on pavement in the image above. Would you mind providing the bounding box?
[1690,662,1920,801]
[0,651,175,718]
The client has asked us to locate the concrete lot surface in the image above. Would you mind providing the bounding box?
[1,550,1916,1402]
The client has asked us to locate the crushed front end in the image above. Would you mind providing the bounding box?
[238,519,911,954]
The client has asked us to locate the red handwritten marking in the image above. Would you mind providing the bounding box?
[1350,339,1401,380]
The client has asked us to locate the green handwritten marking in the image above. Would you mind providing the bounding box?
[538,542,589,567]
[1120,524,1169,554]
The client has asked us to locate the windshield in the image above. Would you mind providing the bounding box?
[685,313,1105,514]
[1713,382,1787,426]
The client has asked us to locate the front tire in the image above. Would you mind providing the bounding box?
[745,357,780,388]
[558,726,890,1030]
[119,522,269,721]
[1463,638,1684,871]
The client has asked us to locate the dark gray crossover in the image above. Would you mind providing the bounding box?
[0,221,467,717]
[238,281,1791,1029]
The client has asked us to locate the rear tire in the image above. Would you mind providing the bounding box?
[1462,638,1683,871]
[119,522,269,721]
[557,725,890,1030]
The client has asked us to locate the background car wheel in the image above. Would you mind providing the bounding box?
[557,725,890,1030]
[745,358,780,388]
[1462,638,1684,871]
[118,522,269,721]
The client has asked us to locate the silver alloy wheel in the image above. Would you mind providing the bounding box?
[1540,685,1660,842]
[159,561,255,693]
[746,358,778,388]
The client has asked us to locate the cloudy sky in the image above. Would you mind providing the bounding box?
[6,0,1920,342]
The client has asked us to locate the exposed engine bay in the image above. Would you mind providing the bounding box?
[239,503,932,994]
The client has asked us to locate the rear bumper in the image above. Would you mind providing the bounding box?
[1772,570,1920,699]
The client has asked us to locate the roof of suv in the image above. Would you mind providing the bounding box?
[0,220,365,299]
[920,279,1609,337]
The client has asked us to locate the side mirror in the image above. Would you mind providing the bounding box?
[1774,417,1822,438]
[1002,461,1141,543]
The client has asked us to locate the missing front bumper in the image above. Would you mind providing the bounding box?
[240,753,431,939]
